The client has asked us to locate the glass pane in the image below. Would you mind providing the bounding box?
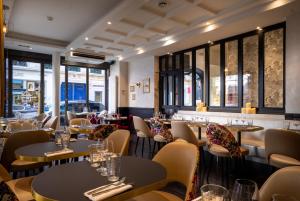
[184,72,192,106]
[183,52,192,70]
[161,57,166,71]
[243,35,258,107]
[12,61,41,118]
[163,76,167,105]
[60,66,66,125]
[196,49,205,103]
[175,54,180,70]
[67,67,87,113]
[168,75,173,105]
[167,55,173,70]
[89,69,105,112]
[44,64,52,114]
[264,28,284,108]
[225,40,238,107]
[209,45,221,106]
[174,75,179,105]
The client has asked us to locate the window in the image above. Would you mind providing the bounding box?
[89,69,105,112]
[168,75,173,105]
[183,52,192,106]
[44,63,53,113]
[264,28,284,108]
[90,68,103,74]
[209,45,221,106]
[243,35,259,107]
[225,40,238,107]
[196,49,205,103]
[68,66,81,72]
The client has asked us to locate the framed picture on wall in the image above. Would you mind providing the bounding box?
[27,81,35,91]
[130,85,135,93]
[131,93,136,101]
[143,78,150,93]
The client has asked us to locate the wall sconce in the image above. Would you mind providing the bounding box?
[136,82,142,88]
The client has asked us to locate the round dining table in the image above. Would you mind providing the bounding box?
[32,156,167,201]
[225,125,264,146]
[15,139,95,162]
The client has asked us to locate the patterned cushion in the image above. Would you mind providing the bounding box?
[0,181,17,201]
[206,123,241,157]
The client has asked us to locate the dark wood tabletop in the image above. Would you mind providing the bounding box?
[15,140,96,162]
[32,156,167,201]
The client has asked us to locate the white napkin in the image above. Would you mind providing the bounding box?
[84,183,133,201]
[44,148,74,157]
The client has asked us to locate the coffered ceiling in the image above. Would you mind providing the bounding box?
[3,0,299,62]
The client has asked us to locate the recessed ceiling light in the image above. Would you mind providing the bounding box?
[107,21,112,25]
[256,26,262,31]
[70,47,74,50]
[205,22,211,26]
[208,40,214,45]
[85,37,89,41]
[29,47,33,50]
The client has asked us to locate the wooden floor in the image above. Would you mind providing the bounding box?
[128,134,273,198]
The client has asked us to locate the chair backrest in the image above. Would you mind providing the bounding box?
[132,116,152,137]
[259,166,300,201]
[69,118,91,126]
[206,123,241,157]
[41,114,51,127]
[7,121,34,133]
[153,141,199,201]
[265,129,300,162]
[105,129,130,156]
[67,111,76,122]
[171,121,198,146]
[35,113,46,122]
[0,130,50,171]
[0,164,12,182]
[43,116,58,129]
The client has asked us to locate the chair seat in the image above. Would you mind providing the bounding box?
[208,144,249,157]
[154,134,167,142]
[198,139,206,147]
[270,154,300,168]
[127,190,182,201]
[6,176,34,201]
[137,131,148,138]
[11,159,46,171]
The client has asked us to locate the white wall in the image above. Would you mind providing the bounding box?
[286,11,300,114]
[127,56,156,108]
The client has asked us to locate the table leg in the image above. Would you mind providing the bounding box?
[237,131,241,146]
[198,126,202,140]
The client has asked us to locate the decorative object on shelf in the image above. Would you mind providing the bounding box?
[143,78,150,93]
[129,85,135,92]
[241,102,256,114]
[196,101,207,112]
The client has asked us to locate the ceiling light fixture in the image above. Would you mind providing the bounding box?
[205,22,211,26]
[158,0,168,8]
[3,23,7,34]
[47,16,54,22]
[85,37,89,41]
[137,48,144,55]
[208,40,214,45]
[256,26,263,31]
[70,47,74,50]
[107,21,112,25]
[29,47,33,50]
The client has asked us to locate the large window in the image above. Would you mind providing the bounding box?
[159,22,285,114]
[89,69,106,112]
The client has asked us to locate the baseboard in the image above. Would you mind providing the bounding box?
[285,113,300,120]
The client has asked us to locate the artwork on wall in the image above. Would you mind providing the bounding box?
[131,93,136,101]
[129,85,135,93]
[143,78,150,93]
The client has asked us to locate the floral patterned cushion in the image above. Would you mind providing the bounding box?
[149,118,173,143]
[206,123,241,157]
[88,124,118,140]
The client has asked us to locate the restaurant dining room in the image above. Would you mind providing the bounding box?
[1,0,300,201]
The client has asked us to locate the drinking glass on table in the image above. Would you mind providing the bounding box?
[272,194,299,201]
[106,153,121,182]
[201,184,229,201]
[60,133,71,149]
[231,179,258,201]
[99,140,114,176]
[88,143,102,168]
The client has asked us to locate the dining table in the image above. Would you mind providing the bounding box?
[15,139,95,162]
[31,156,167,201]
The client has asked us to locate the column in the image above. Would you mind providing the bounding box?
[52,52,60,128]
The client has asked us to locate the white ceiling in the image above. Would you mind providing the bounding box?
[3,0,300,61]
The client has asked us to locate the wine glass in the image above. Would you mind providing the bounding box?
[231,179,258,201]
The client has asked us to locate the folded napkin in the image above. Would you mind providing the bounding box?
[84,183,133,201]
[44,148,74,157]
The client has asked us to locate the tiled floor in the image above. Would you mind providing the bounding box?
[128,134,273,198]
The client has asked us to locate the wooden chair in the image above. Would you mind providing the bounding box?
[0,130,50,176]
[105,129,130,156]
[265,129,300,168]
[127,141,199,201]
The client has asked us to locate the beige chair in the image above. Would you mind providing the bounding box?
[265,129,300,168]
[41,114,51,127]
[0,164,34,201]
[6,121,34,133]
[35,113,46,122]
[0,130,50,174]
[43,116,58,130]
[69,118,91,134]
[259,166,300,201]
[133,116,154,157]
[127,141,199,201]
[105,129,130,156]
[67,111,76,124]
